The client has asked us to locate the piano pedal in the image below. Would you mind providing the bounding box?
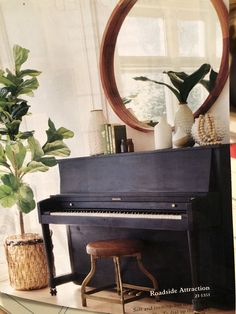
[127,289,137,296]
[135,291,144,297]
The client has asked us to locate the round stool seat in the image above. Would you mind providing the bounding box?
[86,239,143,257]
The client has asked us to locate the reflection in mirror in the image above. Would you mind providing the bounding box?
[114,0,223,126]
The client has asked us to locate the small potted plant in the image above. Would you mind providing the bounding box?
[0,45,74,290]
[134,64,212,137]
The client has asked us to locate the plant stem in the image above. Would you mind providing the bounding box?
[19,211,25,235]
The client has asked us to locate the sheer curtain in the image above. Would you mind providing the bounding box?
[0,0,115,281]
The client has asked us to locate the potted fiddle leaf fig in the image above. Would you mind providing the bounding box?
[0,44,74,290]
[134,64,211,140]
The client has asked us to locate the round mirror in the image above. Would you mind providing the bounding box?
[100,0,228,132]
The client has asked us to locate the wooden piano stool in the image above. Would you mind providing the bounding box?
[80,239,159,314]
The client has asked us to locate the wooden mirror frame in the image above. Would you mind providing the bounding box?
[100,0,229,132]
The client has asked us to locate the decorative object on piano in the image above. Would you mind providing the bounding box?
[127,138,134,152]
[0,45,74,290]
[134,64,214,146]
[4,233,48,290]
[88,109,107,155]
[102,123,127,154]
[172,127,190,148]
[191,113,226,146]
[120,138,128,153]
[134,64,210,105]
[154,115,172,149]
[174,103,194,139]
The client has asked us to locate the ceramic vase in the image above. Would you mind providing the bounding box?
[172,127,190,148]
[88,109,106,155]
[154,115,172,149]
[174,103,194,136]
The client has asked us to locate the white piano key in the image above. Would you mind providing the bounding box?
[50,211,183,220]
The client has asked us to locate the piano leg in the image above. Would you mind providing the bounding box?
[41,223,57,295]
[187,230,204,312]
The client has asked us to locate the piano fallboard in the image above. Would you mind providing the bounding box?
[38,191,219,231]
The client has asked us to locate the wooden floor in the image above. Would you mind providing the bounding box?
[0,280,235,314]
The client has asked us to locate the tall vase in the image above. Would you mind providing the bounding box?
[174,103,194,136]
[154,115,172,149]
[88,109,106,155]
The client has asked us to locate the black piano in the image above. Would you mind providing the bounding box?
[38,144,235,311]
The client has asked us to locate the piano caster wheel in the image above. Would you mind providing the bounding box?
[50,288,57,296]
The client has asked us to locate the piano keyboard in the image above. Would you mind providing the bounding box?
[50,210,183,220]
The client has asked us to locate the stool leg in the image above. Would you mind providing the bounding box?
[113,257,125,314]
[81,255,97,307]
[136,253,160,300]
[113,257,121,295]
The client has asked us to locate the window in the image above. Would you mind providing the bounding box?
[117,16,166,57]
[177,20,205,57]
[115,0,221,125]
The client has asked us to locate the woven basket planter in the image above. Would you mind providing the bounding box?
[5,233,48,290]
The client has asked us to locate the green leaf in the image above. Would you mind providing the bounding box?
[0,75,16,87]
[6,69,22,85]
[5,142,26,169]
[16,131,34,139]
[0,144,9,169]
[45,119,74,143]
[46,120,63,143]
[163,71,184,91]
[0,143,7,163]
[134,76,182,102]
[28,136,44,161]
[6,120,21,137]
[180,63,211,102]
[48,118,56,131]
[16,77,39,96]
[43,140,71,156]
[13,45,30,72]
[39,156,57,167]
[23,161,49,174]
[122,97,132,105]
[200,69,218,92]
[57,127,74,139]
[0,109,12,123]
[0,184,16,207]
[166,71,188,80]
[1,173,20,191]
[17,184,35,213]
[18,69,41,78]
[11,102,30,119]
[16,88,34,97]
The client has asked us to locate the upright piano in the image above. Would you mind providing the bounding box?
[38,144,235,311]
